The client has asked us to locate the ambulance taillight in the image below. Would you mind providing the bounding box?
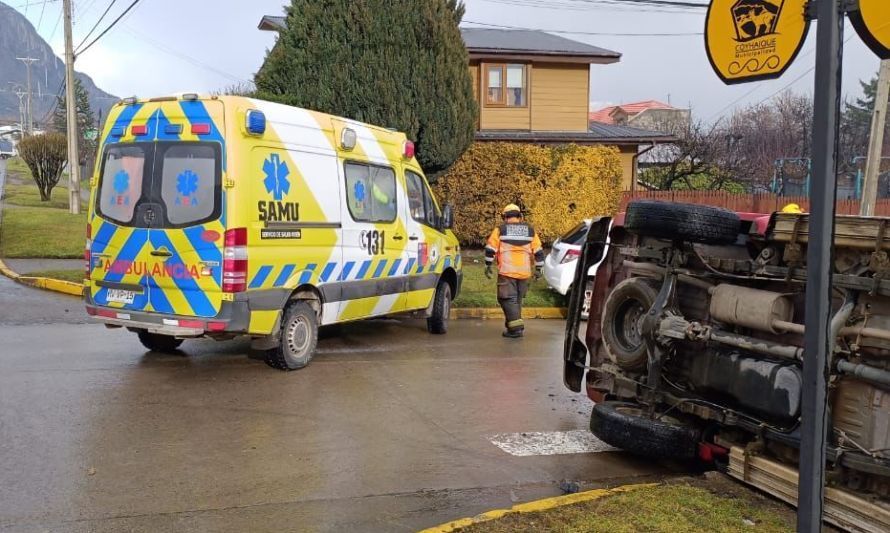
[223,228,248,293]
[84,223,92,280]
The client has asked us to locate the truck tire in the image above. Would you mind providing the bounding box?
[590,401,700,460]
[266,301,318,371]
[427,281,451,335]
[601,278,658,371]
[136,330,184,353]
[625,201,741,245]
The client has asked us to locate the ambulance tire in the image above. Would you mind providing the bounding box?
[427,281,451,335]
[267,301,318,371]
[136,331,184,353]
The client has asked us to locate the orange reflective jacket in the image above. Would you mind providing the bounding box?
[484,222,544,280]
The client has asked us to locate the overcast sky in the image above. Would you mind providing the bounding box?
[11,0,884,123]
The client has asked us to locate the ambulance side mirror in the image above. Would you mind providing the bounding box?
[440,205,454,230]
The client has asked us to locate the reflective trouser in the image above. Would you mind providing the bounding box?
[497,275,529,332]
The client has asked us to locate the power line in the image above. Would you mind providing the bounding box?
[463,19,701,37]
[75,0,118,51]
[75,0,141,56]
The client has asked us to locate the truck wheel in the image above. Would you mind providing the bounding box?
[427,281,451,335]
[625,201,741,245]
[602,278,658,371]
[137,330,183,353]
[590,401,700,460]
[266,301,318,371]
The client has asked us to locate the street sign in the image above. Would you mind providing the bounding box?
[705,0,811,85]
[83,128,98,141]
[850,0,890,59]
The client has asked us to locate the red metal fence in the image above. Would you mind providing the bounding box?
[620,190,890,216]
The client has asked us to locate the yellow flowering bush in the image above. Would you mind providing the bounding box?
[434,142,623,245]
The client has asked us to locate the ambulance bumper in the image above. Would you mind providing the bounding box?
[84,297,251,337]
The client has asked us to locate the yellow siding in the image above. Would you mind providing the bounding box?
[530,64,590,132]
[482,107,531,130]
[619,147,637,191]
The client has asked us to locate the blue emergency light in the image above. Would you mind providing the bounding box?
[111,126,125,137]
[165,124,183,135]
[246,110,266,136]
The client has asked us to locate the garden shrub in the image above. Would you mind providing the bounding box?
[17,133,68,202]
[434,142,623,245]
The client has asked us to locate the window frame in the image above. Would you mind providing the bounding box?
[484,63,528,108]
[343,160,398,224]
[405,169,441,229]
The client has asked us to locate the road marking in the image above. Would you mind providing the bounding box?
[489,430,618,457]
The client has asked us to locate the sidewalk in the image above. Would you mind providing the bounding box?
[3,258,83,274]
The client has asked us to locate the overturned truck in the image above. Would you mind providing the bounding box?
[565,201,890,530]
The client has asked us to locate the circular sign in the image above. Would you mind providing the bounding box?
[851,0,890,59]
[705,0,811,85]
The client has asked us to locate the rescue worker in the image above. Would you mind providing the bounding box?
[484,204,545,338]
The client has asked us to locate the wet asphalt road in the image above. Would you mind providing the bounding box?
[0,276,666,532]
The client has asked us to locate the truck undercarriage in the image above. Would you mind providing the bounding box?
[564,201,890,530]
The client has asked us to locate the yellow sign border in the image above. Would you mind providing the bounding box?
[705,0,811,85]
[850,1,890,59]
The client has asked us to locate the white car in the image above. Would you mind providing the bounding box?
[543,220,609,317]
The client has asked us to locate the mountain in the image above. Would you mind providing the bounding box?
[0,1,117,127]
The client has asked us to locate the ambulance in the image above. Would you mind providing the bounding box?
[84,94,462,370]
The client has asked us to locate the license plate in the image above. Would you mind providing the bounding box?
[106,289,136,305]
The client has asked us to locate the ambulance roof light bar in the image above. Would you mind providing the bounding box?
[121,96,138,105]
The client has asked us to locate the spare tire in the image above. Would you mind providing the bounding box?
[625,201,741,245]
[590,401,700,460]
[601,278,658,371]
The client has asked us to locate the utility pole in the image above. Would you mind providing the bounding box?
[62,0,81,214]
[860,59,890,216]
[16,57,38,134]
[11,86,26,133]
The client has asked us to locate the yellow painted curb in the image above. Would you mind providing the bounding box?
[0,258,84,297]
[450,307,567,320]
[418,483,658,533]
[0,258,19,280]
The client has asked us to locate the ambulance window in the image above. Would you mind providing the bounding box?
[98,145,146,224]
[405,170,439,227]
[345,162,397,223]
[159,144,220,226]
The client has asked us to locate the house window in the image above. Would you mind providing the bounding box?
[485,64,527,107]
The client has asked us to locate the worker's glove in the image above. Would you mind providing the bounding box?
[534,267,543,280]
[485,265,494,279]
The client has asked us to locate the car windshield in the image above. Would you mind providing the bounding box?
[560,222,589,245]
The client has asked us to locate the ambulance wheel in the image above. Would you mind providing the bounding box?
[266,301,318,371]
[427,281,451,335]
[136,331,183,353]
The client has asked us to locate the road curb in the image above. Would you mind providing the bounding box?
[0,258,84,297]
[450,307,567,320]
[417,483,657,533]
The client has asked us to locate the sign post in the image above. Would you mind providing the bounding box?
[797,1,843,530]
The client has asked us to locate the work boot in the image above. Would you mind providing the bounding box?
[502,329,524,338]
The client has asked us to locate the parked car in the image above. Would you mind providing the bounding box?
[0,139,14,159]
[543,219,609,318]
[563,201,890,530]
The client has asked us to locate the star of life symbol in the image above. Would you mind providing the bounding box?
[263,153,290,201]
[111,170,130,205]
[176,170,199,206]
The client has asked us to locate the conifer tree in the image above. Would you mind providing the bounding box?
[255,0,477,176]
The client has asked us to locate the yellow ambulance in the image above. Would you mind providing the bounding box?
[85,94,462,370]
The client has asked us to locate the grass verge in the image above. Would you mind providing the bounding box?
[453,250,565,309]
[23,269,84,283]
[0,206,87,258]
[2,183,71,209]
[456,480,796,533]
